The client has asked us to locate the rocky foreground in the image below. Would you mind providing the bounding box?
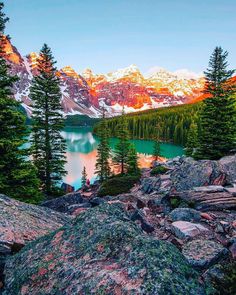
[0,155,236,294]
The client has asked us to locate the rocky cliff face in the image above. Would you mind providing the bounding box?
[4,37,207,118]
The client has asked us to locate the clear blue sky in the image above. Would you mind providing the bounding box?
[5,0,236,74]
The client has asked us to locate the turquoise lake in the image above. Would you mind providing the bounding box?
[62,127,184,189]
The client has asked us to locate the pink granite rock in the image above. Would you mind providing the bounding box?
[171,221,210,239]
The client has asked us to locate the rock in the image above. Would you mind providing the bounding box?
[3,203,207,294]
[160,174,171,181]
[169,208,201,222]
[61,182,75,193]
[171,158,227,191]
[140,220,155,233]
[219,154,236,184]
[151,160,166,168]
[141,176,161,193]
[182,239,228,269]
[203,263,225,282]
[158,176,172,194]
[232,220,236,229]
[0,194,71,290]
[229,242,236,259]
[136,198,146,209]
[130,210,154,233]
[147,199,164,213]
[193,185,225,193]
[72,208,88,216]
[171,190,236,211]
[67,203,92,214]
[170,237,184,249]
[41,192,85,213]
[171,221,210,239]
[200,212,214,221]
[89,197,106,207]
[215,224,224,233]
[224,186,236,196]
[0,194,71,252]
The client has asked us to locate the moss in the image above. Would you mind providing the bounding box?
[150,166,169,175]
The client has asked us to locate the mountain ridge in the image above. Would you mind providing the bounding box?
[4,37,208,118]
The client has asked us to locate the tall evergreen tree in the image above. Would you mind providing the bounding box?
[95,108,111,182]
[185,122,199,157]
[0,2,41,203]
[113,109,130,174]
[30,44,67,195]
[196,47,236,159]
[153,125,161,160]
[81,166,87,188]
[127,143,140,175]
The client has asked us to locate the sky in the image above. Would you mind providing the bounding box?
[5,0,236,74]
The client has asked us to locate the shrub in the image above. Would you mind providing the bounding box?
[170,197,181,209]
[98,175,140,197]
[150,166,168,175]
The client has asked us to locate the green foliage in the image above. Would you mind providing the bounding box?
[152,125,162,160]
[65,114,100,127]
[127,143,140,175]
[113,111,131,174]
[95,110,111,182]
[81,166,87,187]
[185,121,199,157]
[94,103,202,146]
[97,175,140,197]
[150,166,168,175]
[153,140,161,160]
[170,197,181,209]
[0,2,41,203]
[196,47,236,160]
[30,44,67,195]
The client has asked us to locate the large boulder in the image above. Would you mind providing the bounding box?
[219,154,236,184]
[0,194,71,253]
[0,194,71,288]
[3,203,207,294]
[171,158,227,192]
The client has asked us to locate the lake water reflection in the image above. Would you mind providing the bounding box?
[62,127,184,189]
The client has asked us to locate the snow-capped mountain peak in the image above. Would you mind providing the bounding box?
[3,37,208,118]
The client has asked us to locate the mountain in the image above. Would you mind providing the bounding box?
[4,37,207,118]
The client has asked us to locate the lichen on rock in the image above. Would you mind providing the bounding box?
[3,203,207,295]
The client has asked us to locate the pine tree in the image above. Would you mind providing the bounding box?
[153,125,161,160]
[127,143,140,175]
[81,166,87,187]
[196,47,236,160]
[0,2,41,203]
[153,140,161,161]
[30,44,67,195]
[95,108,111,182]
[113,109,130,174]
[185,122,199,157]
